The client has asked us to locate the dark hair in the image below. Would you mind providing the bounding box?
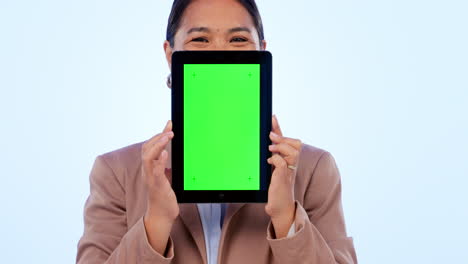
[166,0,265,47]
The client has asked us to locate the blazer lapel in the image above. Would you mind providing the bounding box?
[216,203,246,264]
[177,203,247,264]
[178,203,207,264]
[222,203,246,227]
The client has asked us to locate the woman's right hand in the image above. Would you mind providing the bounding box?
[141,120,178,255]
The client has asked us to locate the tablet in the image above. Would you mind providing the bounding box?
[171,51,272,203]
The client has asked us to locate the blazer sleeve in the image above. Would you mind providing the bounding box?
[76,155,175,264]
[266,151,357,264]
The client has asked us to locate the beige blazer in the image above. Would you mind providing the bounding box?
[76,141,357,263]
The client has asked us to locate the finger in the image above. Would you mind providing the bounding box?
[163,120,172,133]
[144,130,174,151]
[269,142,299,165]
[152,149,169,185]
[269,132,302,150]
[272,114,283,136]
[142,136,170,181]
[143,120,174,149]
[165,140,172,169]
[146,135,170,164]
[267,154,289,182]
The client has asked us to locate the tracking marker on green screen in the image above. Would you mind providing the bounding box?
[183,64,260,190]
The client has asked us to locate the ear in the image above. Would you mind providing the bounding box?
[260,40,267,51]
[164,40,173,69]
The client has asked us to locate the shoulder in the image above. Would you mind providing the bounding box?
[99,140,145,167]
[295,143,341,200]
[298,143,337,172]
[93,140,146,186]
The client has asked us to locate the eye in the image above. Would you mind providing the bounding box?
[230,37,248,42]
[191,37,208,43]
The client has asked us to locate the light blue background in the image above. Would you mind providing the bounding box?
[1,0,467,263]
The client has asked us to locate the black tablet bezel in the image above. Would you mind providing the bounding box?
[171,50,272,203]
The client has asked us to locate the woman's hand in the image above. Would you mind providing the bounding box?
[141,120,178,255]
[265,115,302,238]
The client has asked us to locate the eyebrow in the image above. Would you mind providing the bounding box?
[187,27,210,34]
[228,27,251,34]
[186,26,252,35]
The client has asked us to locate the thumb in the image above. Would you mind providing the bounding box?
[163,120,173,133]
[154,149,169,185]
[272,114,283,136]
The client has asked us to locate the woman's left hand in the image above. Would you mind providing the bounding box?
[265,115,302,238]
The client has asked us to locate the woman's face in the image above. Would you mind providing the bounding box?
[164,0,266,67]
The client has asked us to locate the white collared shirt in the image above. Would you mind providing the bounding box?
[196,203,296,264]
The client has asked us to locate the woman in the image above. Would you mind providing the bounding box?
[76,0,357,263]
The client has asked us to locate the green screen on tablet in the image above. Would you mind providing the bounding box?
[183,64,260,190]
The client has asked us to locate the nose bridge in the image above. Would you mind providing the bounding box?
[211,36,227,50]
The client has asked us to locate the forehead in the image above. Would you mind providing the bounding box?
[178,0,256,32]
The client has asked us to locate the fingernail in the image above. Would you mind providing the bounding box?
[161,135,168,141]
[269,145,274,150]
[270,131,278,138]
